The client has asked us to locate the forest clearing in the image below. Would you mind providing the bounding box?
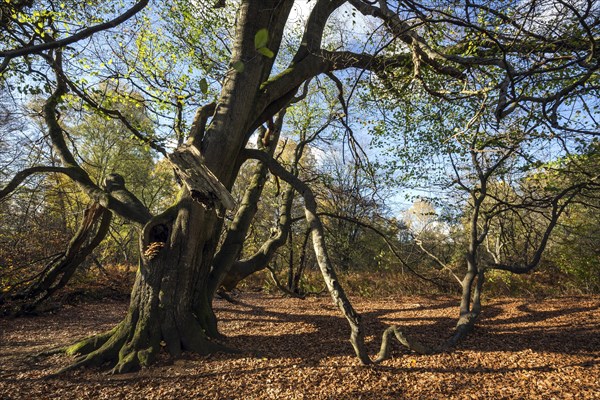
[2,0,600,398]
[1,293,599,399]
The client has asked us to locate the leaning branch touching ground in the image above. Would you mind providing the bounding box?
[245,149,450,362]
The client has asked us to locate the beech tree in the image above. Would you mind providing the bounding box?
[1,0,599,372]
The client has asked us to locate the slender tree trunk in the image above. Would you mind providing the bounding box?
[245,149,372,364]
[293,227,312,293]
[219,184,295,291]
[448,184,486,348]
[286,227,294,290]
[208,116,284,298]
[445,255,481,349]
[460,255,478,315]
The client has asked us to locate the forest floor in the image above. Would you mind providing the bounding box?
[0,293,599,399]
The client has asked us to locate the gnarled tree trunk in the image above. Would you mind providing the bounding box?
[63,0,298,373]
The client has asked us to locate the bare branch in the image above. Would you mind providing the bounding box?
[0,0,149,71]
[490,184,586,274]
[0,166,71,201]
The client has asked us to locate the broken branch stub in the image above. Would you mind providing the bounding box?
[167,145,236,211]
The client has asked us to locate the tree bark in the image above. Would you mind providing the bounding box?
[62,0,298,373]
[63,198,229,373]
[26,0,597,373]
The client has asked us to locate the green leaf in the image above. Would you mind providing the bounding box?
[199,78,208,94]
[232,60,245,73]
[254,28,269,49]
[257,47,274,58]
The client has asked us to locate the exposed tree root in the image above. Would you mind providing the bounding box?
[52,304,234,375]
[375,326,437,363]
[373,310,480,363]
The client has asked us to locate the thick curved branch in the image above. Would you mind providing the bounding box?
[0,166,70,201]
[210,112,287,294]
[256,0,296,83]
[244,148,447,363]
[253,50,411,130]
[349,0,466,79]
[220,184,294,291]
[376,325,436,362]
[41,51,152,226]
[293,0,346,62]
[189,102,216,148]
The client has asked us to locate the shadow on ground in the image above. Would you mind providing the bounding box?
[215,294,600,364]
